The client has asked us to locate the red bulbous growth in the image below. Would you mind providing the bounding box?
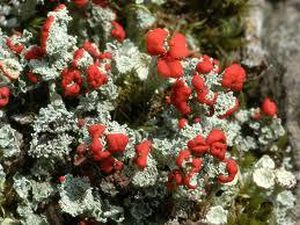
[176,149,191,168]
[92,0,109,7]
[170,79,192,115]
[218,159,238,183]
[72,0,88,8]
[196,55,213,74]
[0,86,10,108]
[83,41,101,59]
[206,129,227,161]
[187,135,209,156]
[6,36,24,54]
[134,140,152,170]
[168,33,190,59]
[261,97,277,117]
[86,64,108,89]
[184,158,203,189]
[192,73,218,106]
[72,48,85,68]
[106,133,129,154]
[54,4,66,11]
[146,28,168,56]
[99,156,123,174]
[157,56,184,78]
[221,64,246,91]
[111,21,126,42]
[58,176,66,183]
[41,15,55,54]
[99,51,112,60]
[26,72,39,84]
[166,169,184,191]
[191,73,205,90]
[178,118,188,129]
[88,124,106,138]
[61,68,83,97]
[145,28,189,78]
[83,124,129,173]
[25,46,44,60]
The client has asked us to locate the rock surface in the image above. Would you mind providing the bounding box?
[246,0,300,221]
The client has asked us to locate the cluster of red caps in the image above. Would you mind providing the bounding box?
[75,123,152,174]
[146,28,190,78]
[0,87,10,108]
[167,129,238,190]
[251,97,278,120]
[38,3,125,97]
[71,0,126,42]
[146,28,246,122]
[61,41,113,97]
[75,124,129,173]
[168,62,242,128]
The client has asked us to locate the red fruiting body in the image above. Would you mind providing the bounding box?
[41,15,55,53]
[191,158,202,173]
[176,149,191,168]
[92,0,109,7]
[61,68,83,97]
[72,48,85,68]
[206,129,226,145]
[146,28,168,56]
[24,46,44,60]
[196,87,218,106]
[104,64,111,71]
[206,129,227,161]
[83,41,101,58]
[77,118,86,128]
[6,37,24,54]
[99,156,123,174]
[134,140,152,170]
[184,159,202,189]
[210,142,227,161]
[168,33,189,59]
[157,55,184,78]
[72,0,88,8]
[192,73,218,106]
[0,87,10,108]
[111,21,126,42]
[88,124,106,138]
[194,117,201,123]
[26,72,39,83]
[178,118,188,129]
[170,79,192,115]
[58,176,65,183]
[114,160,124,171]
[89,138,104,155]
[187,135,209,156]
[106,133,129,154]
[86,64,108,89]
[54,4,66,11]
[221,64,246,91]
[99,156,115,174]
[184,172,198,189]
[167,169,183,190]
[99,52,112,60]
[218,159,238,183]
[192,73,205,90]
[261,97,277,117]
[146,29,190,78]
[93,150,111,161]
[196,57,213,74]
[219,99,240,119]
